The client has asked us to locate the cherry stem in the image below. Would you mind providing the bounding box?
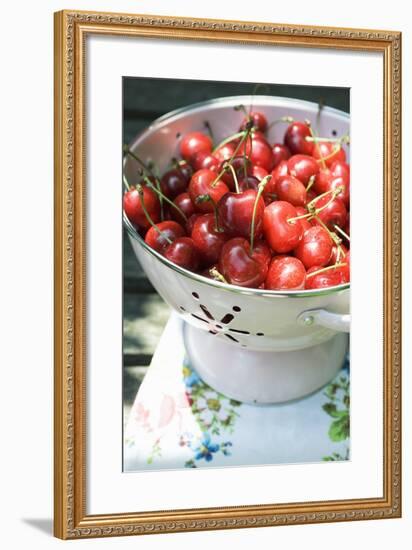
[211,129,250,187]
[234,104,249,117]
[287,211,313,224]
[195,194,221,232]
[307,123,327,170]
[250,175,271,253]
[123,174,130,191]
[143,177,188,223]
[315,143,342,164]
[204,120,214,142]
[312,215,341,247]
[225,162,240,194]
[212,130,246,153]
[209,267,228,284]
[306,174,316,192]
[267,115,294,131]
[305,134,350,145]
[307,186,344,209]
[334,224,350,242]
[136,184,172,245]
[306,262,347,279]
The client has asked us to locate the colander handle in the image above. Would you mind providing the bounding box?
[297,308,350,333]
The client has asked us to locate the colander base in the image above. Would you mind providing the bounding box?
[183,323,348,405]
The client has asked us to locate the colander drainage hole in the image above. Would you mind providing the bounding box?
[192,292,199,300]
[233,306,241,312]
[332,129,337,136]
[256,332,264,336]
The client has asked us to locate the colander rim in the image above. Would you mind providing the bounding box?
[123,94,350,299]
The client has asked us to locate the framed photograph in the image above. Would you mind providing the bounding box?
[54,10,401,539]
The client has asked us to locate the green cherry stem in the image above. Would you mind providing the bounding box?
[334,224,350,242]
[306,174,316,192]
[267,115,294,131]
[306,262,348,279]
[209,267,228,284]
[212,130,246,154]
[305,134,350,145]
[136,184,172,245]
[195,194,221,232]
[225,163,240,194]
[250,175,271,254]
[307,186,344,209]
[143,177,188,223]
[306,122,327,170]
[211,129,250,188]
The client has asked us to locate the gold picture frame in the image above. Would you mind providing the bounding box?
[54,9,402,539]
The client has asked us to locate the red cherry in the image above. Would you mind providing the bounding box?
[341,250,350,282]
[265,256,306,290]
[328,243,348,266]
[144,221,185,254]
[160,169,188,199]
[312,141,346,167]
[284,121,313,156]
[263,201,303,253]
[330,160,350,182]
[275,175,307,207]
[250,240,272,273]
[313,165,350,207]
[305,266,343,289]
[218,189,265,239]
[164,237,200,271]
[220,156,251,189]
[238,176,260,192]
[214,142,236,164]
[190,151,219,172]
[305,189,317,205]
[251,165,269,181]
[170,192,196,226]
[240,111,268,132]
[175,161,193,182]
[218,237,267,288]
[287,154,319,185]
[295,206,312,232]
[180,132,213,162]
[241,137,273,171]
[294,226,332,269]
[188,169,229,213]
[191,214,228,266]
[186,213,202,234]
[123,187,160,231]
[271,143,291,169]
[312,194,347,230]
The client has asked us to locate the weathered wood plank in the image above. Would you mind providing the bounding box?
[123,292,171,357]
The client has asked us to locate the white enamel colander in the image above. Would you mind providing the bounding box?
[124,96,350,404]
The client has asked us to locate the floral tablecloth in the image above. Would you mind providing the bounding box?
[124,313,350,471]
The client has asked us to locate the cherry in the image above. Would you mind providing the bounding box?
[305,266,343,289]
[218,189,265,239]
[250,240,272,273]
[170,192,196,226]
[305,189,317,205]
[312,194,347,230]
[240,111,268,133]
[275,175,307,207]
[218,237,268,288]
[329,243,348,266]
[312,141,346,167]
[263,201,303,253]
[180,132,213,162]
[341,250,350,282]
[251,164,269,181]
[284,121,313,156]
[295,206,312,232]
[191,213,228,266]
[294,226,332,269]
[238,176,260,192]
[313,164,350,206]
[160,169,188,199]
[213,142,236,164]
[271,143,291,168]
[190,151,219,172]
[186,213,202,234]
[287,154,319,185]
[174,160,193,182]
[188,169,229,213]
[242,136,273,171]
[265,256,306,290]
[220,156,251,189]
[144,220,185,254]
[123,186,160,231]
[164,236,200,271]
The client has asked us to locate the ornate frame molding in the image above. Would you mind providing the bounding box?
[54,10,401,539]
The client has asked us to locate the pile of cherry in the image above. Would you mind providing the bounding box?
[123,110,350,290]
